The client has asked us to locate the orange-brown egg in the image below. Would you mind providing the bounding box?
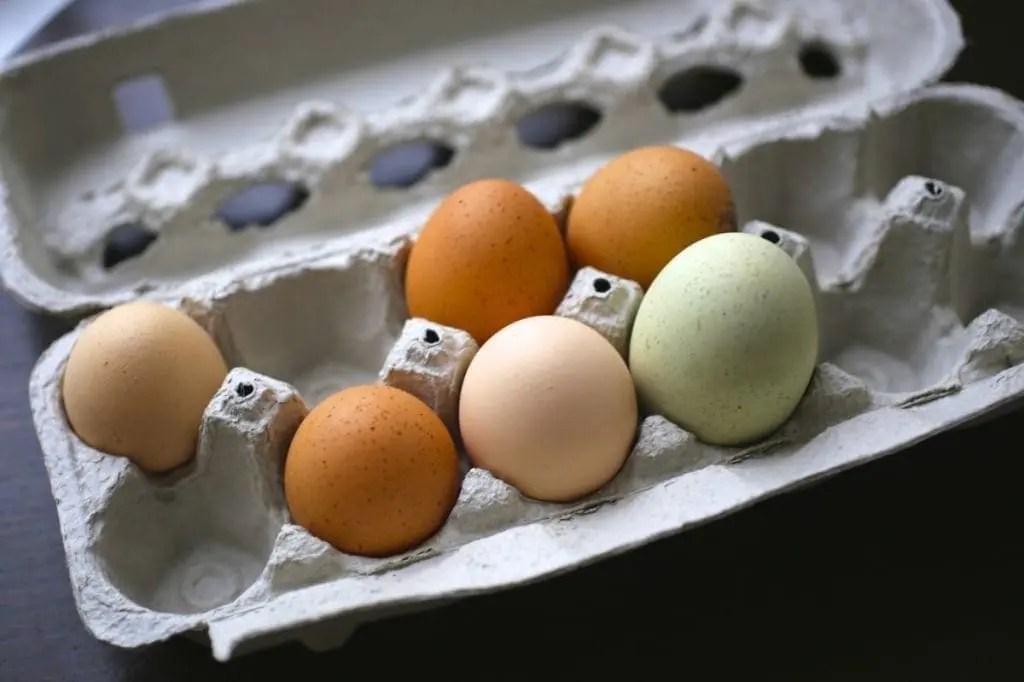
[566,145,736,289]
[61,300,229,473]
[283,384,461,557]
[404,178,570,343]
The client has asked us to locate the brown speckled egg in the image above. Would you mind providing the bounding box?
[567,145,736,289]
[61,300,228,473]
[404,178,570,343]
[283,384,461,557]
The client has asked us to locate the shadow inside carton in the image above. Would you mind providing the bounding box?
[94,451,280,615]
[209,255,407,406]
[92,368,304,614]
[724,93,1024,295]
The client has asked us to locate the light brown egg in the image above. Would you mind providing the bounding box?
[283,384,461,557]
[61,300,229,473]
[404,178,570,344]
[458,315,638,503]
[566,145,736,289]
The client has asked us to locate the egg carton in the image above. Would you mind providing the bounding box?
[6,0,1023,661]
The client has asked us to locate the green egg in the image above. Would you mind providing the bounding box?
[628,232,819,446]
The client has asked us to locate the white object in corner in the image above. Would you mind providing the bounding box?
[0,0,76,60]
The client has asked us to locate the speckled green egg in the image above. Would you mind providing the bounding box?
[628,232,819,446]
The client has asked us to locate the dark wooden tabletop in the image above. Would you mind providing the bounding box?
[2,2,1023,680]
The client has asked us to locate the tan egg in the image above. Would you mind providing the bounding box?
[61,300,229,473]
[283,384,461,557]
[458,315,638,503]
[567,145,736,289]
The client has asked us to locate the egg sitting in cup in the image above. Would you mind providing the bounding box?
[61,300,229,474]
[566,145,736,290]
[458,315,638,503]
[283,384,462,558]
[404,178,570,344]
[629,232,820,446]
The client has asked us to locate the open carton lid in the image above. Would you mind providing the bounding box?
[0,0,962,316]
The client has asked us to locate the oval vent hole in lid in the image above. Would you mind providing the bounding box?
[799,42,842,79]
[215,181,310,232]
[516,102,603,150]
[657,66,744,114]
[368,140,456,189]
[102,223,158,270]
[112,73,175,134]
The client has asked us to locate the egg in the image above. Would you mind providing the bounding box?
[404,178,570,343]
[283,384,461,557]
[566,145,736,289]
[629,232,819,446]
[459,315,638,502]
[61,300,229,473]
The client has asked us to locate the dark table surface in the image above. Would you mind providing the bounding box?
[2,1,1024,680]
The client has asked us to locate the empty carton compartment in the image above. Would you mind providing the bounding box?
[204,242,409,407]
[90,368,307,615]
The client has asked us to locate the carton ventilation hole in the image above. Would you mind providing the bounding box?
[761,229,782,244]
[798,42,841,79]
[215,181,310,232]
[102,223,158,270]
[422,328,441,345]
[112,74,175,133]
[593,277,612,293]
[368,140,455,189]
[657,66,744,114]
[235,382,255,398]
[516,102,603,150]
